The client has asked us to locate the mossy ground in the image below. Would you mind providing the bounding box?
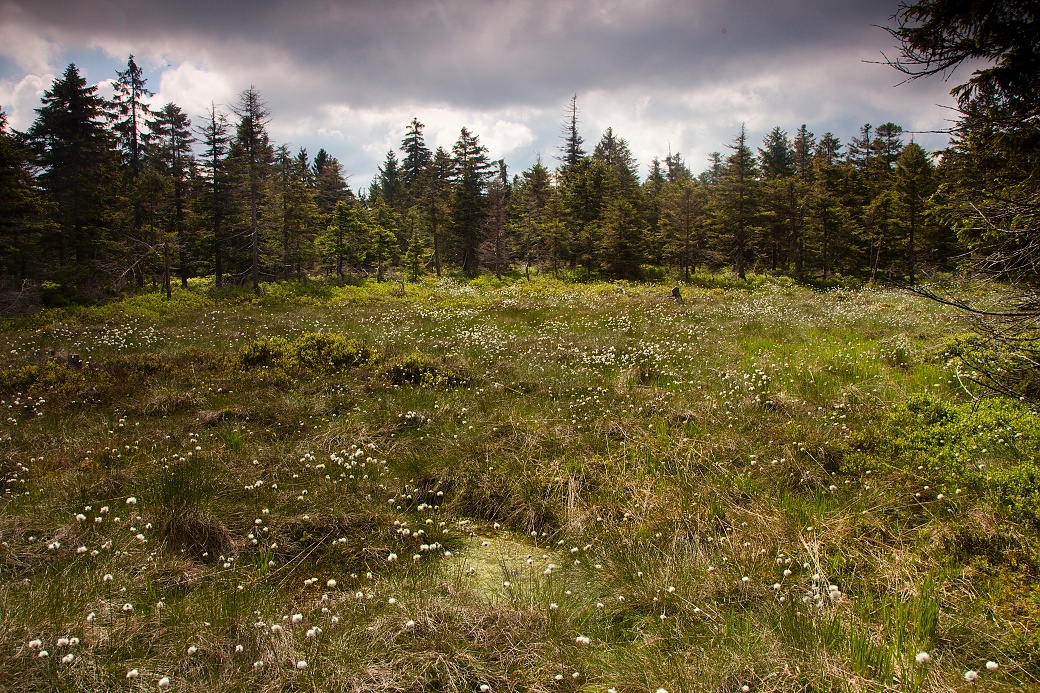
[1,274,1038,691]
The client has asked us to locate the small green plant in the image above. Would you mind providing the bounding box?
[380,351,467,387]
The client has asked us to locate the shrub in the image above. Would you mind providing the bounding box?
[240,333,372,373]
[380,351,467,387]
[991,461,1040,530]
[283,332,372,372]
[239,337,289,368]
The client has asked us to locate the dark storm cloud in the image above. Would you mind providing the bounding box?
[2,0,955,187]
[4,0,902,109]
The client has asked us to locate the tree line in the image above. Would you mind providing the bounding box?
[0,57,968,305]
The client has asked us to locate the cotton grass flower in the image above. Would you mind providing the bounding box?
[964,670,978,682]
[158,676,170,687]
[296,660,307,669]
[915,651,931,664]
[61,653,74,663]
[126,669,139,679]
[986,661,999,671]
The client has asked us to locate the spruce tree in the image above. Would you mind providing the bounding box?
[893,142,935,284]
[419,147,452,277]
[449,127,493,276]
[0,110,50,288]
[26,64,120,292]
[713,125,760,280]
[230,86,272,293]
[400,118,432,193]
[147,102,194,295]
[558,94,586,170]
[196,103,231,287]
[661,178,707,282]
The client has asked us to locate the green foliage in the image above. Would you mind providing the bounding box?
[991,461,1040,530]
[379,351,467,387]
[240,332,372,373]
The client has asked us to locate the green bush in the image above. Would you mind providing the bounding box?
[380,351,467,387]
[240,333,372,373]
[283,332,372,372]
[991,461,1040,530]
[239,337,289,368]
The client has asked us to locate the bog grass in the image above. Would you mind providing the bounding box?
[1,274,1039,691]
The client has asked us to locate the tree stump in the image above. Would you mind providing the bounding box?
[671,287,684,305]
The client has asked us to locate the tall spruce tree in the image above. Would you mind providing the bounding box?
[713,125,760,280]
[147,102,194,295]
[111,55,153,255]
[273,145,320,280]
[661,178,707,282]
[0,110,50,290]
[759,127,795,272]
[26,64,120,292]
[230,86,272,293]
[420,146,452,277]
[893,142,936,285]
[449,127,493,276]
[196,103,231,287]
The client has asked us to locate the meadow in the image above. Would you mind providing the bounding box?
[1,274,1039,692]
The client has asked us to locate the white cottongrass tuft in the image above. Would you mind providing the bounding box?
[158,676,170,687]
[915,651,931,664]
[126,669,140,679]
[964,670,978,682]
[986,661,999,671]
[296,660,307,670]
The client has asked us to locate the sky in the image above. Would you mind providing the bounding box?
[0,0,962,191]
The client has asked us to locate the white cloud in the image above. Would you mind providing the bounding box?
[153,63,236,120]
[0,73,53,130]
[0,5,61,74]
